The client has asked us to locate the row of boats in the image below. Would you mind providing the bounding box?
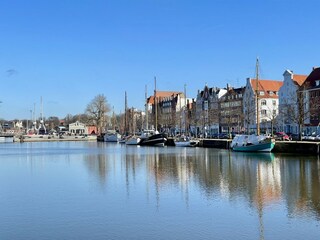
[103,130,275,152]
[103,130,199,147]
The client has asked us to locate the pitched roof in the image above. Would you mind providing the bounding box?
[250,79,283,98]
[302,67,320,89]
[147,91,183,104]
[292,74,307,86]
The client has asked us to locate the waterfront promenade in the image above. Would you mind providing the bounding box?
[5,135,320,155]
[199,138,320,155]
[13,134,97,143]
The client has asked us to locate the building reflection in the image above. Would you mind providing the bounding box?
[82,145,320,220]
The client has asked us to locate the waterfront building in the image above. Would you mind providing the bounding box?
[124,107,144,134]
[299,67,320,135]
[243,78,283,134]
[278,70,307,134]
[219,85,246,134]
[147,91,188,135]
[195,85,227,137]
[69,121,94,135]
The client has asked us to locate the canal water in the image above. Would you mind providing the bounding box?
[0,142,319,240]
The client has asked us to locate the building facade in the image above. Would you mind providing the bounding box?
[299,67,320,135]
[278,70,307,134]
[195,85,227,137]
[243,78,283,134]
[219,85,245,134]
[69,121,87,135]
[147,91,187,135]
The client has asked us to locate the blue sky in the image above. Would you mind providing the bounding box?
[0,0,319,120]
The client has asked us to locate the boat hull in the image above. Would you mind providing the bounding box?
[231,134,275,152]
[232,142,275,152]
[126,137,141,145]
[104,133,121,142]
[175,140,198,147]
[139,133,167,146]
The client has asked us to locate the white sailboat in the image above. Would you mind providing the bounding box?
[174,84,198,147]
[174,136,199,147]
[104,108,121,142]
[231,58,275,152]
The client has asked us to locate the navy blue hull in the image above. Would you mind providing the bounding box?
[139,133,167,146]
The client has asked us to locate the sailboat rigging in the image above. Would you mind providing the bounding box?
[256,58,260,135]
[230,58,275,152]
[138,77,167,146]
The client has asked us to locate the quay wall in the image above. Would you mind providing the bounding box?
[198,139,320,155]
[199,139,231,149]
[272,141,320,154]
[10,136,320,155]
[14,135,97,143]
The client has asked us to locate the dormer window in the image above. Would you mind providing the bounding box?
[259,91,265,95]
[269,91,274,96]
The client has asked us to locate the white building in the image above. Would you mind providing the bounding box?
[278,70,307,134]
[69,121,87,135]
[243,78,283,134]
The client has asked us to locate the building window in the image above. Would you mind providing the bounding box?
[316,80,320,86]
[272,100,276,106]
[260,91,265,95]
[261,100,267,105]
[261,110,267,115]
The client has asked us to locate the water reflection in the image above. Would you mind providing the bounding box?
[82,145,320,221]
[1,142,320,239]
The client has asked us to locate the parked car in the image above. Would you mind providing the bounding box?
[218,133,231,139]
[288,133,300,141]
[274,132,291,141]
[314,135,320,141]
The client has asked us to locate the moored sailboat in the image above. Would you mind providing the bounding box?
[174,136,199,147]
[231,58,276,152]
[138,129,167,147]
[231,134,275,152]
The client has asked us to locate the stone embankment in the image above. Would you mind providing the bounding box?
[14,134,97,143]
[197,138,320,155]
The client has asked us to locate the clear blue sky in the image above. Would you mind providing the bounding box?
[0,0,319,120]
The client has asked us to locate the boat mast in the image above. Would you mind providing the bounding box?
[145,85,148,130]
[184,84,187,136]
[154,77,157,131]
[256,58,260,135]
[125,91,128,135]
[112,106,115,131]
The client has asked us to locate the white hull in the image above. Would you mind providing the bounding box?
[0,136,14,143]
[175,140,198,147]
[231,134,275,152]
[126,136,141,145]
[104,133,121,142]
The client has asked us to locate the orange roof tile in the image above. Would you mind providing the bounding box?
[250,79,283,98]
[292,74,307,86]
[147,91,183,104]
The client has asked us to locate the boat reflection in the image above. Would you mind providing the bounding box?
[230,151,275,162]
[81,145,320,221]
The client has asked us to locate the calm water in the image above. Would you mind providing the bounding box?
[0,142,319,240]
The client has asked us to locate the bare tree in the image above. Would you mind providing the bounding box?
[46,116,60,130]
[85,94,110,135]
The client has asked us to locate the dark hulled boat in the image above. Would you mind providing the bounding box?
[139,131,167,147]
